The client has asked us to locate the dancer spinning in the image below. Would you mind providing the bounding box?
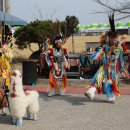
[84,13,130,103]
[45,34,70,96]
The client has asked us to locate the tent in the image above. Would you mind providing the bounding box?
[116,21,124,28]
[125,21,130,27]
[97,24,108,29]
[89,24,98,29]
[0,11,27,26]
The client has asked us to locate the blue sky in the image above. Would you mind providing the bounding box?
[11,0,129,25]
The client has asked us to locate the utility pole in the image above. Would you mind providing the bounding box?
[0,0,3,34]
[5,0,11,14]
[0,0,11,38]
[0,0,11,14]
[0,0,3,12]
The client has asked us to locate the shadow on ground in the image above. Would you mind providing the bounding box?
[39,93,110,106]
[0,115,12,125]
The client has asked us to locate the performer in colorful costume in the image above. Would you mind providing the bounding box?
[84,13,130,103]
[0,34,14,115]
[45,34,70,96]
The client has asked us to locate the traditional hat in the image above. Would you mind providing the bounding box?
[54,34,63,44]
[106,12,118,46]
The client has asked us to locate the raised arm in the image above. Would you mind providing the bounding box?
[45,49,52,68]
[63,48,70,70]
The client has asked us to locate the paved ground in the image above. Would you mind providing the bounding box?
[0,93,130,130]
[24,77,130,95]
[0,63,129,130]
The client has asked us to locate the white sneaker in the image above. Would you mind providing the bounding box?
[80,77,84,80]
[84,92,94,100]
[48,88,56,97]
[48,92,55,97]
[84,87,96,100]
[59,91,65,96]
[2,111,7,116]
[107,95,115,103]
[1,108,7,116]
[58,86,65,96]
[58,87,65,96]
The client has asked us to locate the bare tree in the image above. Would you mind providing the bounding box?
[93,0,130,20]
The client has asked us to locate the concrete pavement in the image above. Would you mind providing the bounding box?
[0,93,130,130]
[1,63,130,129]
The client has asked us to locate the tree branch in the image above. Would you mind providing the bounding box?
[93,0,130,14]
[93,0,130,22]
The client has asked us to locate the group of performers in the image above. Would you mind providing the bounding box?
[45,31,130,103]
[0,14,130,118]
[45,14,130,104]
